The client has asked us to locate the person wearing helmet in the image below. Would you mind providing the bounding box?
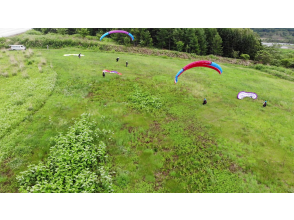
[203,98,207,105]
[263,100,267,107]
[126,61,128,67]
[116,57,119,62]
[102,71,105,78]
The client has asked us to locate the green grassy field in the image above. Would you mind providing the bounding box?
[1,47,294,192]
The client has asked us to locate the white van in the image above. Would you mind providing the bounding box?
[9,45,26,50]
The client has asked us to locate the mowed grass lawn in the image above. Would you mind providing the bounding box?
[1,47,294,192]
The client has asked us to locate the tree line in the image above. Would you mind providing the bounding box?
[34,28,262,60]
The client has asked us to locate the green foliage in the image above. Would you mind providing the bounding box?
[56,28,68,35]
[16,114,114,193]
[232,50,240,58]
[255,50,272,64]
[240,54,250,60]
[128,85,162,113]
[26,30,42,35]
[123,36,131,46]
[176,41,184,52]
[255,45,282,65]
[280,58,294,68]
[211,33,223,56]
[76,28,90,38]
[0,37,5,48]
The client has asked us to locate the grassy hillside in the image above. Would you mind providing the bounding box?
[1,47,294,192]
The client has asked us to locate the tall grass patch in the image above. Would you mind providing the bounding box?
[0,49,57,140]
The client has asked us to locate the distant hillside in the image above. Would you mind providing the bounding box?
[252,28,294,43]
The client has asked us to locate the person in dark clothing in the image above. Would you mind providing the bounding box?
[116,57,119,62]
[203,98,207,105]
[263,100,267,107]
[126,61,128,67]
[78,53,81,59]
[102,71,105,78]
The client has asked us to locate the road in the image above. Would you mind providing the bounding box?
[0,28,32,37]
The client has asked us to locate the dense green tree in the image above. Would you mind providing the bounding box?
[76,28,90,38]
[211,33,223,56]
[156,28,169,49]
[194,29,207,55]
[124,36,131,46]
[204,28,217,55]
[139,29,153,47]
[56,28,68,35]
[176,41,184,52]
[129,28,141,46]
[255,50,273,64]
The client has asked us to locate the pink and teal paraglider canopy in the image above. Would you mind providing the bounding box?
[174,60,222,83]
[100,30,134,41]
[103,69,122,75]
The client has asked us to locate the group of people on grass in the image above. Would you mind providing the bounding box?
[79,54,268,107]
[102,57,128,78]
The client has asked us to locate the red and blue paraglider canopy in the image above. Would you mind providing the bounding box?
[174,60,222,83]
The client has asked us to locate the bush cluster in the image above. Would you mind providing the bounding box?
[17,114,114,193]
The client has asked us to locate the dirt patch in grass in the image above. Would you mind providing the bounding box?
[86,92,94,98]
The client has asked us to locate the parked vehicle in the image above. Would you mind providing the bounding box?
[9,45,26,50]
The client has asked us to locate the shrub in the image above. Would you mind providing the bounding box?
[26,29,42,35]
[240,54,250,60]
[254,64,265,70]
[280,58,294,68]
[26,60,34,65]
[16,114,114,193]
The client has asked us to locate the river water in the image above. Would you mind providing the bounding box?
[262,42,294,49]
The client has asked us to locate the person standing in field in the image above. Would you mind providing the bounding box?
[78,53,81,59]
[126,61,128,67]
[263,100,267,107]
[116,57,119,62]
[103,71,105,78]
[203,98,207,105]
